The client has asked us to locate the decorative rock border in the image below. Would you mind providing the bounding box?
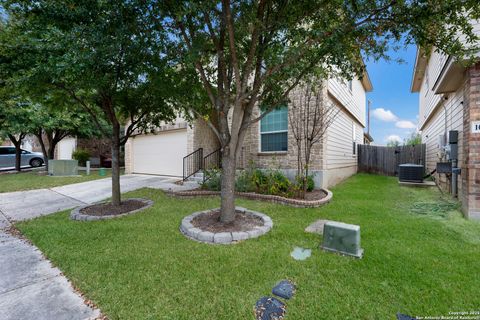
[180,207,273,244]
[168,189,333,208]
[70,198,153,221]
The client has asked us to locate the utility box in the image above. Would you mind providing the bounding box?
[321,221,363,258]
[48,160,79,176]
[398,164,424,183]
[449,130,458,144]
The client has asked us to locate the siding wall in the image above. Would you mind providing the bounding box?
[419,50,448,129]
[421,80,465,193]
[324,101,364,187]
[327,77,366,126]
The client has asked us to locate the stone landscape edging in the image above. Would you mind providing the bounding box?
[180,206,273,244]
[70,198,153,221]
[168,188,333,208]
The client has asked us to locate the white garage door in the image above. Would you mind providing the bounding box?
[132,129,187,176]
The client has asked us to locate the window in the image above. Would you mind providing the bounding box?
[260,106,288,152]
[348,80,353,92]
[0,147,15,155]
[352,122,356,155]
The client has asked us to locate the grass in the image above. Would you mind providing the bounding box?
[0,169,122,193]
[16,174,480,319]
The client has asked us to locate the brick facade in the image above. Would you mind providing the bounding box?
[462,62,480,219]
[239,85,327,185]
[186,85,327,174]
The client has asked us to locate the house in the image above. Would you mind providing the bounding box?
[411,21,480,219]
[125,73,373,189]
[55,136,117,167]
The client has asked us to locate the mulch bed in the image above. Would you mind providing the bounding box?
[195,188,327,200]
[192,209,263,233]
[298,189,327,201]
[80,199,147,216]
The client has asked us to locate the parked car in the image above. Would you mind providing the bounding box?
[0,146,45,168]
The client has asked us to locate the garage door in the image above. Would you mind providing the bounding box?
[132,129,187,176]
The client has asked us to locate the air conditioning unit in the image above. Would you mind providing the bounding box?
[398,164,424,183]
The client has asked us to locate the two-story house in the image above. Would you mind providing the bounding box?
[411,21,480,219]
[124,71,372,190]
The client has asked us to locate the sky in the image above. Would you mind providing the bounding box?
[365,45,420,145]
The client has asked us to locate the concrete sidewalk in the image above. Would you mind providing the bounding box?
[0,174,194,319]
[0,174,189,221]
[0,213,100,320]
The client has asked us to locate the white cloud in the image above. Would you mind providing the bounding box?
[386,135,402,143]
[395,120,416,129]
[372,108,398,122]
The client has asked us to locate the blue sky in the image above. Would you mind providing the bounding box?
[365,45,419,145]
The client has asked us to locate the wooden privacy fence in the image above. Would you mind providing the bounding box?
[357,144,426,176]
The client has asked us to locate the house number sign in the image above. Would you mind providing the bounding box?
[472,121,480,134]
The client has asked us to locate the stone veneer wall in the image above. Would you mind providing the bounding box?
[239,85,326,187]
[462,62,480,219]
[187,119,221,156]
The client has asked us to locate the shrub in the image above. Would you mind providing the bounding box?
[251,169,267,192]
[306,175,315,192]
[201,168,221,191]
[295,174,316,192]
[72,149,91,166]
[235,170,255,192]
[266,170,291,195]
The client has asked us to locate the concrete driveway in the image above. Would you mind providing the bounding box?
[0,174,188,221]
[0,174,193,320]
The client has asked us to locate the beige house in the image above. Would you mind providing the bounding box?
[125,73,372,189]
[411,20,480,219]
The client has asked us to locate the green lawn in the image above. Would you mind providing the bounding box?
[16,174,480,319]
[0,169,121,193]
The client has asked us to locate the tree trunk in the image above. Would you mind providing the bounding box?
[219,146,236,223]
[111,123,121,206]
[35,131,49,172]
[8,134,23,172]
[14,144,21,172]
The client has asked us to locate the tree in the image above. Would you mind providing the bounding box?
[0,99,34,171]
[1,0,178,205]
[30,102,106,172]
[404,132,422,146]
[157,0,480,222]
[386,139,401,147]
[289,82,338,197]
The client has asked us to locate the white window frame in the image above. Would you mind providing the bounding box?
[258,108,288,153]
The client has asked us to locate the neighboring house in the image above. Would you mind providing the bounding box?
[363,132,374,145]
[125,73,373,189]
[55,136,116,167]
[411,20,480,219]
[1,135,42,152]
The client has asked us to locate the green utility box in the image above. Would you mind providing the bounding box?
[321,221,363,258]
[48,160,79,176]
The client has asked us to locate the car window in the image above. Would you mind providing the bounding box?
[21,150,30,154]
[0,148,15,155]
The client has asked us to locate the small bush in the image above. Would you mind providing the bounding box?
[295,174,315,192]
[201,168,221,191]
[202,164,314,198]
[235,170,255,192]
[266,170,291,195]
[72,149,91,166]
[306,175,315,192]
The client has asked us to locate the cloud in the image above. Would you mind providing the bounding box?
[386,135,402,143]
[372,108,398,122]
[395,120,416,129]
